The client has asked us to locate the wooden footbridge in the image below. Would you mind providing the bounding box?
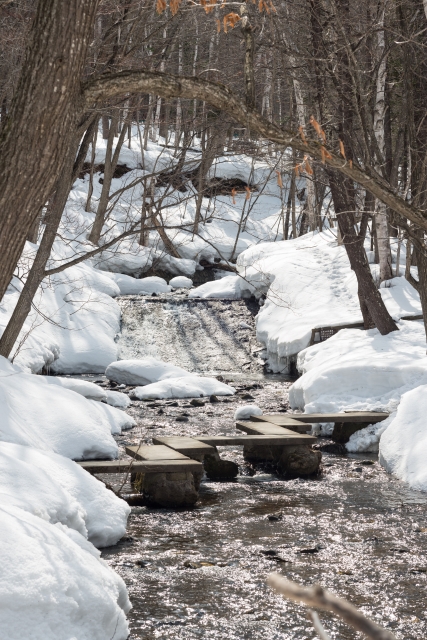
[78,411,388,507]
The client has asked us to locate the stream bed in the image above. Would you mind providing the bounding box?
[95,295,427,639]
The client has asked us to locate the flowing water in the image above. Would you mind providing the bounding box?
[96,294,427,639]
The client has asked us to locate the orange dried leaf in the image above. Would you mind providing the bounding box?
[156,0,167,13]
[170,0,181,14]
[321,147,326,164]
[276,170,283,188]
[223,12,240,30]
[245,186,251,200]
[298,125,307,145]
[295,164,300,176]
[309,115,323,138]
[320,129,326,143]
[216,18,221,32]
[304,155,313,175]
[231,187,237,204]
[339,139,346,160]
[349,159,353,169]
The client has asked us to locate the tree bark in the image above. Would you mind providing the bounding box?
[0,0,98,303]
[329,172,398,335]
[373,7,393,282]
[0,136,80,359]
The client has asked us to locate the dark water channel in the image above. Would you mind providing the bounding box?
[97,377,427,640]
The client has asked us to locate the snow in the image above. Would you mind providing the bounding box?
[189,274,250,299]
[379,386,427,491]
[234,405,263,420]
[0,356,134,459]
[102,271,172,295]
[290,320,427,416]
[44,376,108,401]
[237,231,421,372]
[131,375,235,400]
[169,275,193,288]
[0,504,130,640]
[106,356,194,385]
[105,388,131,408]
[0,441,129,547]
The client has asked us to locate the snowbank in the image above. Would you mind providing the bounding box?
[106,356,193,385]
[44,376,107,401]
[237,231,421,371]
[289,321,427,415]
[234,405,263,420]
[170,275,193,288]
[0,504,130,640]
[0,441,129,547]
[0,357,134,459]
[379,386,427,491]
[131,375,235,399]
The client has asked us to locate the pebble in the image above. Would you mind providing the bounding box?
[267,513,283,521]
[209,395,219,403]
[190,399,205,407]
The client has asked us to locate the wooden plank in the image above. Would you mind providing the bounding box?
[250,415,310,432]
[196,435,317,446]
[152,436,215,457]
[256,412,389,424]
[77,459,203,474]
[235,421,316,444]
[125,444,189,461]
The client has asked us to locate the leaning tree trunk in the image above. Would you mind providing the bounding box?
[329,173,398,335]
[0,0,98,303]
[0,118,97,360]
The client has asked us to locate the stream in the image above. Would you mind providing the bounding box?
[94,293,427,639]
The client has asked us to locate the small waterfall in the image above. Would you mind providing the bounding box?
[116,295,265,376]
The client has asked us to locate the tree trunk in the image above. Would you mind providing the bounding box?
[0,136,80,359]
[373,7,393,282]
[88,112,127,246]
[0,0,98,303]
[329,173,398,335]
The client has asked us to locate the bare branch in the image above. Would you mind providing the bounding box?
[267,574,396,640]
[82,69,427,230]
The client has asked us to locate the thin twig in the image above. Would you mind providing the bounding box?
[267,574,396,640]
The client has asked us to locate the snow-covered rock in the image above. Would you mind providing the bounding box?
[169,276,193,288]
[0,505,130,640]
[234,405,263,420]
[102,271,172,295]
[189,275,249,299]
[131,375,235,399]
[379,386,427,491]
[106,357,193,385]
[105,388,131,409]
[0,357,134,459]
[0,441,129,547]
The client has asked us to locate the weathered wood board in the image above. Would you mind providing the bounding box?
[196,434,317,446]
[249,415,311,432]
[126,444,189,461]
[152,436,215,457]
[77,459,203,474]
[235,421,317,444]
[252,412,388,425]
